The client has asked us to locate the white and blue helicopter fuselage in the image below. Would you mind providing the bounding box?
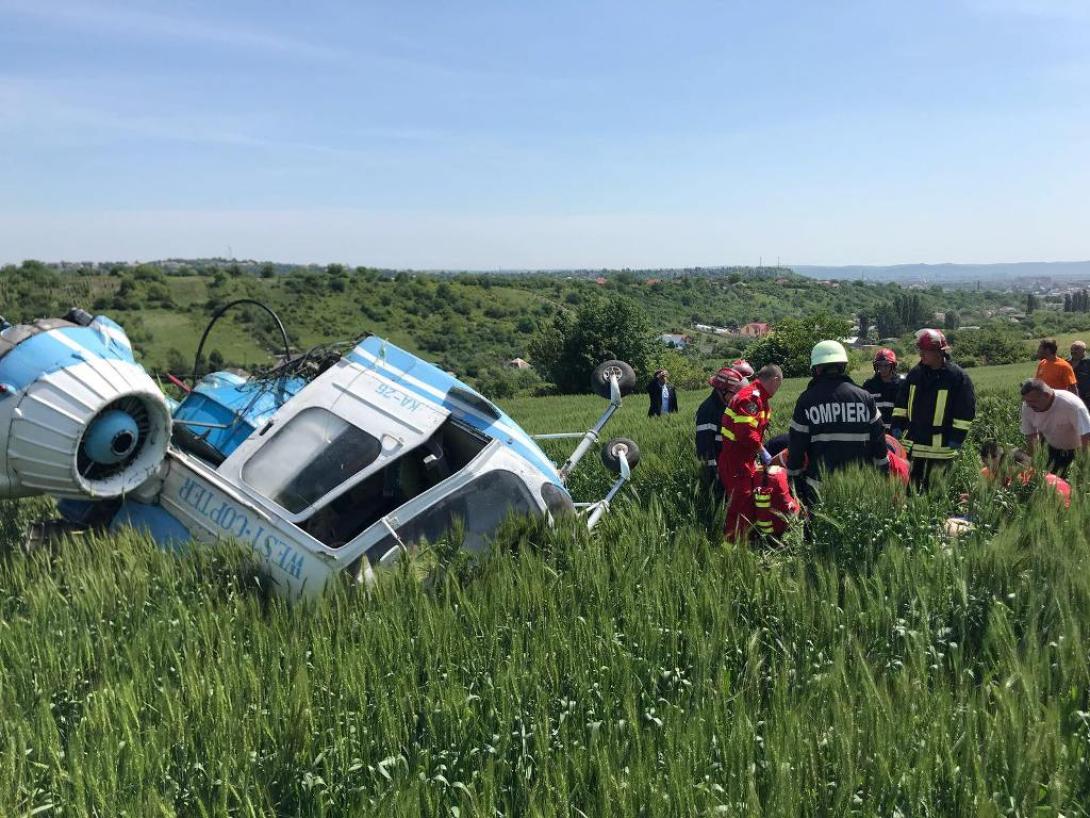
[0,312,634,598]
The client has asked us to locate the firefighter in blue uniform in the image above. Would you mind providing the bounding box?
[695,365,746,492]
[786,340,889,508]
[891,328,976,488]
[861,348,904,431]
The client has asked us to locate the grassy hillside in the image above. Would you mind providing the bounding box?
[3,364,1089,816]
[9,261,1075,395]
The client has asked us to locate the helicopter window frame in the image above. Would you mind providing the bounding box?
[364,467,537,564]
[298,417,491,549]
[240,406,383,514]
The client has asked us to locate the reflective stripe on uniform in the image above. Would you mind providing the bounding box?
[909,442,950,453]
[789,419,809,433]
[724,408,759,426]
[910,449,956,460]
[908,442,956,460]
[810,432,872,443]
[892,407,908,418]
[705,459,717,467]
[720,427,736,441]
[933,389,948,427]
[696,423,718,432]
[951,418,972,431]
[932,433,943,448]
[907,384,916,420]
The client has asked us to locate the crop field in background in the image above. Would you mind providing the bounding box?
[3,368,1090,817]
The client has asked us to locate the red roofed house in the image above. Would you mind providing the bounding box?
[740,322,770,338]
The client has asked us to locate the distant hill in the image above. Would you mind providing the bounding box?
[793,261,1090,285]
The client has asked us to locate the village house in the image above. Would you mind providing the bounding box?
[739,322,770,338]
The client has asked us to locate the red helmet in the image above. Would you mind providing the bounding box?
[915,328,950,353]
[708,366,745,395]
[873,348,897,367]
[730,358,755,379]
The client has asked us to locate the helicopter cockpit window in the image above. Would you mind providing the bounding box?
[242,407,381,513]
[300,418,490,548]
[365,469,536,563]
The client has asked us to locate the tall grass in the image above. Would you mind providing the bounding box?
[1,382,1089,816]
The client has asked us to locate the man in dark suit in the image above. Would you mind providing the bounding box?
[1068,341,1090,406]
[647,369,679,417]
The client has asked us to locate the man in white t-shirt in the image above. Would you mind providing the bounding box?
[1020,378,1090,475]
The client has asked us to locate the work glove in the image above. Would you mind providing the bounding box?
[759,448,772,467]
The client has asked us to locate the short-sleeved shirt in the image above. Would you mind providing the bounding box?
[1020,389,1090,450]
[1036,357,1077,391]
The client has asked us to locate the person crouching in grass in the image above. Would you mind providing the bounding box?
[979,440,1070,507]
[1019,378,1090,476]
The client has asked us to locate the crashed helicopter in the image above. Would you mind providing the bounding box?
[0,302,640,598]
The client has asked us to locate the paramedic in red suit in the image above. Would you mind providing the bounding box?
[752,465,800,537]
[717,365,784,540]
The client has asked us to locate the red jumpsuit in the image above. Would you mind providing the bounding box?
[752,466,800,537]
[717,382,772,539]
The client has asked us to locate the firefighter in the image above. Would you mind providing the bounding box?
[717,364,783,540]
[861,348,904,430]
[696,366,745,491]
[891,328,976,488]
[786,340,889,507]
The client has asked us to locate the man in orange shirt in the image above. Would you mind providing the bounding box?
[1035,338,1078,393]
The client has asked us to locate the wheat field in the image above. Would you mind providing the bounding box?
[1,371,1087,816]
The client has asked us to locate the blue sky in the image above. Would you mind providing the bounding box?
[1,0,1088,268]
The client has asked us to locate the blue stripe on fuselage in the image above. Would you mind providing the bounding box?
[346,337,562,484]
[0,326,134,392]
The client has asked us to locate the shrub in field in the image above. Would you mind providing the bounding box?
[529,296,655,393]
[646,347,708,390]
[949,325,1026,366]
[745,313,853,377]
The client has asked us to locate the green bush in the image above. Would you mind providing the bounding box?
[746,313,853,377]
[529,296,655,393]
[950,326,1024,366]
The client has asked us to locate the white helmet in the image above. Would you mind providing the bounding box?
[810,340,848,367]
